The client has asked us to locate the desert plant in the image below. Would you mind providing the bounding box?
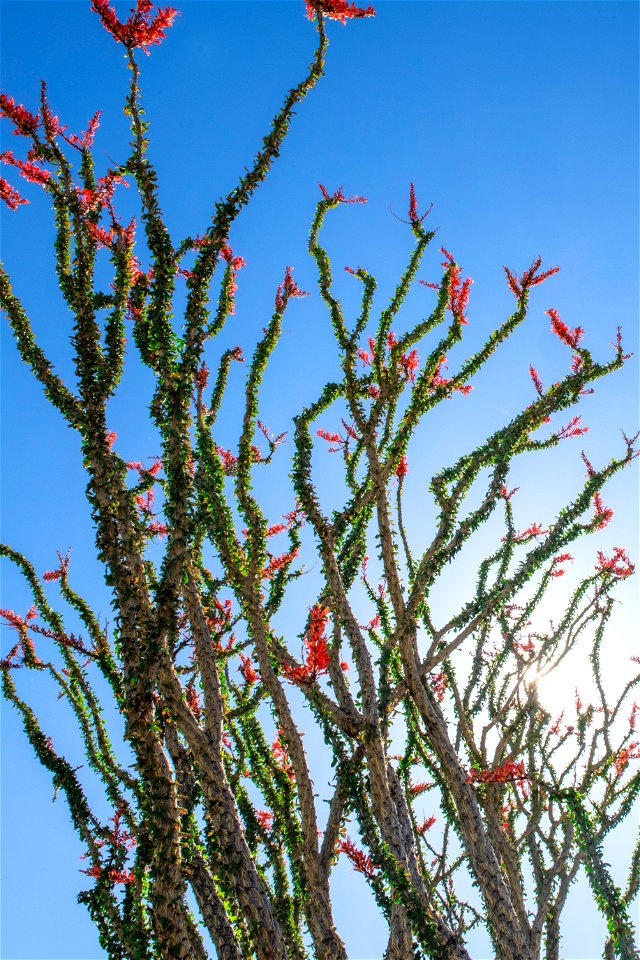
[1,2,638,959]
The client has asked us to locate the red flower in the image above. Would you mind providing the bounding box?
[529,365,543,397]
[318,183,367,204]
[0,176,28,210]
[408,781,430,797]
[596,547,634,579]
[255,809,274,830]
[91,0,178,53]
[417,815,436,835]
[593,492,613,529]
[282,604,338,684]
[466,759,528,790]
[399,349,420,383]
[306,0,375,24]
[395,455,409,479]
[317,428,346,453]
[502,257,560,298]
[261,547,300,580]
[239,654,259,685]
[62,111,102,151]
[0,94,40,136]
[556,416,588,441]
[407,182,432,224]
[185,681,202,718]
[272,730,295,780]
[429,671,447,702]
[275,266,309,312]
[546,308,584,350]
[504,521,547,543]
[614,743,640,777]
[440,248,472,324]
[336,837,377,877]
[86,223,116,249]
[1,150,50,187]
[216,445,238,476]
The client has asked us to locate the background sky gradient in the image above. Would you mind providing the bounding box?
[1,2,638,958]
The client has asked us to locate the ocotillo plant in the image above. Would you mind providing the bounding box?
[1,2,638,959]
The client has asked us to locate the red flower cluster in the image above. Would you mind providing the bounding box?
[317,427,349,453]
[429,671,447,702]
[502,256,559,299]
[408,781,430,798]
[255,809,274,830]
[529,365,543,397]
[550,552,573,578]
[275,266,309,312]
[417,815,436,835]
[336,837,377,877]
[218,242,246,314]
[282,604,336,684]
[546,308,584,350]
[555,416,588,441]
[0,94,40,136]
[596,547,634,579]
[440,247,472,324]
[1,150,50,187]
[261,547,300,580]
[43,550,71,583]
[427,355,473,397]
[593,491,613,529]
[272,730,294,780]
[0,176,28,210]
[318,183,367,204]
[81,864,135,885]
[306,0,375,24]
[614,743,640,777]
[399,348,420,383]
[185,681,202,718]
[505,521,547,544]
[407,182,432,225]
[466,759,528,788]
[239,654,259,685]
[91,0,178,53]
[395,455,409,479]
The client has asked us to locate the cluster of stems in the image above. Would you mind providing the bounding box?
[1,3,638,959]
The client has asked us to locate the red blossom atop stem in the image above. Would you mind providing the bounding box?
[593,491,613,529]
[529,365,543,397]
[275,266,309,312]
[336,837,377,876]
[466,759,528,790]
[91,0,178,53]
[407,182,433,225]
[282,604,334,684]
[395,455,409,479]
[318,183,367,204]
[596,547,634,579]
[502,256,560,298]
[239,654,259,685]
[417,815,437,835]
[255,809,274,830]
[306,0,375,24]
[1,150,50,187]
[546,308,584,350]
[272,730,294,780]
[0,176,28,210]
[0,94,40,136]
[440,247,472,324]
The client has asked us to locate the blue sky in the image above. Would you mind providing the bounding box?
[1,1,638,958]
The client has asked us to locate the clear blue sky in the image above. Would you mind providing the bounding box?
[1,2,638,958]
